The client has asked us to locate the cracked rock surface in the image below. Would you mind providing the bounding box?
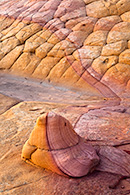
[0,0,130,99]
[0,0,130,194]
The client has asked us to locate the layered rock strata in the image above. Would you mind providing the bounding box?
[0,0,130,99]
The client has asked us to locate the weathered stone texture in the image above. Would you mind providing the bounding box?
[121,11,130,22]
[91,56,119,77]
[86,1,110,18]
[94,16,122,31]
[0,93,20,114]
[0,45,24,69]
[32,57,60,79]
[107,22,130,43]
[101,40,127,56]
[73,46,102,60]
[16,23,43,43]
[0,100,130,195]
[36,42,54,59]
[119,49,130,65]
[0,1,130,194]
[101,63,130,93]
[84,31,108,46]
[47,56,74,83]
[0,0,130,98]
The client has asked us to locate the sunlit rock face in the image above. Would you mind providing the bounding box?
[0,0,130,98]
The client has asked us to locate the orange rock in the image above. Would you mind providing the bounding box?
[10,51,40,75]
[107,22,130,43]
[33,57,60,79]
[0,36,20,57]
[75,77,102,96]
[72,17,97,32]
[84,31,108,46]
[1,21,26,41]
[0,93,20,115]
[47,56,74,83]
[0,16,14,32]
[101,40,127,56]
[91,56,118,76]
[36,42,54,59]
[121,11,130,22]
[60,65,81,86]
[101,63,130,93]
[73,46,102,60]
[24,31,46,53]
[116,0,130,15]
[128,40,130,49]
[86,1,109,18]
[83,0,96,5]
[0,45,24,69]
[65,17,88,29]
[16,23,42,44]
[22,112,99,177]
[119,49,130,65]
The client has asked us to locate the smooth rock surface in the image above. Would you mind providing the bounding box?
[0,83,130,194]
[0,93,20,114]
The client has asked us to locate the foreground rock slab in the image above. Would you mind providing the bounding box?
[0,93,20,114]
[0,100,130,194]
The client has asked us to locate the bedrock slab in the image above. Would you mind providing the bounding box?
[0,100,130,195]
[0,71,129,194]
[0,93,20,114]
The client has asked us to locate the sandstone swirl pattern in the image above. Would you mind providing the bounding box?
[0,0,130,99]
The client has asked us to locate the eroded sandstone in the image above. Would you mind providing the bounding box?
[0,0,129,98]
[0,0,130,194]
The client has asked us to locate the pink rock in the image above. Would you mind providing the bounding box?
[54,0,85,18]
[67,31,90,48]
[101,63,130,95]
[87,66,101,81]
[60,7,86,22]
[94,15,122,31]
[72,61,85,76]
[81,70,97,86]
[73,46,102,60]
[44,18,64,32]
[39,0,61,12]
[53,28,71,41]
[80,58,93,69]
[94,82,119,99]
[32,10,55,25]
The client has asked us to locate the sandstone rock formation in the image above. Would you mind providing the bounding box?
[0,93,20,114]
[0,0,129,99]
[0,0,130,194]
[0,98,130,194]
